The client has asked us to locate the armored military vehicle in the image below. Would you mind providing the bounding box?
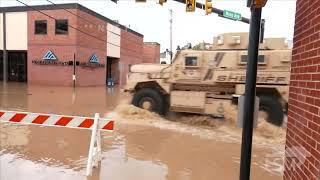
[125,32,291,126]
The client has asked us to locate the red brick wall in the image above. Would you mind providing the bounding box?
[75,9,107,49]
[75,9,107,86]
[142,43,160,63]
[28,9,107,86]
[120,29,143,86]
[28,10,77,86]
[28,8,143,86]
[284,0,320,179]
[75,47,106,86]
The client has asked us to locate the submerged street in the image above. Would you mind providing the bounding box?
[0,83,285,180]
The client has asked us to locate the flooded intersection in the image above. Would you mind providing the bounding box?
[0,83,285,180]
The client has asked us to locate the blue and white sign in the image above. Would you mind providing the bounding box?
[43,50,57,60]
[89,54,99,63]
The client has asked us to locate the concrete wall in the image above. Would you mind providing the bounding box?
[0,13,3,50]
[284,0,320,179]
[0,12,28,50]
[107,24,121,58]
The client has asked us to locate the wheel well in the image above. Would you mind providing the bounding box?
[134,81,167,95]
[256,87,281,99]
[232,87,282,104]
[256,87,287,110]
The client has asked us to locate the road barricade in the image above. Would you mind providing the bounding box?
[0,110,114,176]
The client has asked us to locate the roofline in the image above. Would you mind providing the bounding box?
[0,3,143,37]
[144,42,160,45]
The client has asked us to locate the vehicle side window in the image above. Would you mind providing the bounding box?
[185,57,198,67]
[240,55,267,65]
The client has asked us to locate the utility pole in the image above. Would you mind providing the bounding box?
[2,12,7,83]
[169,9,173,62]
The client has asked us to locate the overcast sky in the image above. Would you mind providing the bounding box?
[1,0,297,51]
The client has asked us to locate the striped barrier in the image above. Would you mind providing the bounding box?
[0,111,114,131]
[0,110,114,176]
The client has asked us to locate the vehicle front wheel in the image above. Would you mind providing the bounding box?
[132,88,166,115]
[259,95,284,126]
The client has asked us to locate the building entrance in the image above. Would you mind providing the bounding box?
[106,57,119,85]
[0,51,27,82]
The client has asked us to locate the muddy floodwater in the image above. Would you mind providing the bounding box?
[0,82,285,180]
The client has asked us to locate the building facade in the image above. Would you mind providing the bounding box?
[0,3,144,86]
[284,0,320,179]
[142,42,160,64]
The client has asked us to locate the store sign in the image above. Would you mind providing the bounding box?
[32,50,70,65]
[32,51,105,68]
[78,53,104,67]
[89,54,99,63]
[43,50,57,60]
[32,60,69,66]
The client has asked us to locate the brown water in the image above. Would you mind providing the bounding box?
[0,82,285,180]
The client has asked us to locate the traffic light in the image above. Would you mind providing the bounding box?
[247,0,268,8]
[185,0,196,12]
[159,0,167,6]
[205,0,213,15]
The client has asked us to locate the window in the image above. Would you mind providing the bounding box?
[35,20,47,34]
[217,35,224,45]
[240,55,267,65]
[185,57,198,67]
[55,19,68,34]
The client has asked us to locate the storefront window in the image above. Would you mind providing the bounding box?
[55,19,68,34]
[35,20,47,34]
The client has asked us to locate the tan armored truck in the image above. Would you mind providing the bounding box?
[125,32,291,126]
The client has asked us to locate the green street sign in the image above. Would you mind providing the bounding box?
[223,10,242,21]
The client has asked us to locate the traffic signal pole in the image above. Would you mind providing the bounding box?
[172,0,250,24]
[239,7,262,180]
[2,12,7,83]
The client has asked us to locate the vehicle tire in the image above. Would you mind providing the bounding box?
[132,88,166,115]
[259,95,284,126]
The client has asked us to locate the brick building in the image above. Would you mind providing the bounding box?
[142,42,160,63]
[284,0,320,179]
[0,3,144,86]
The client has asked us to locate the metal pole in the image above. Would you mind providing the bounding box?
[3,12,7,82]
[260,19,265,43]
[86,113,99,176]
[239,7,262,180]
[73,53,76,88]
[169,9,173,62]
[172,0,251,24]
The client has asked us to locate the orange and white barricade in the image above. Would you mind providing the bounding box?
[0,110,114,176]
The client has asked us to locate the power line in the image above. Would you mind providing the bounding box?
[16,0,107,44]
[45,0,120,37]
[45,0,144,47]
[15,0,143,55]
